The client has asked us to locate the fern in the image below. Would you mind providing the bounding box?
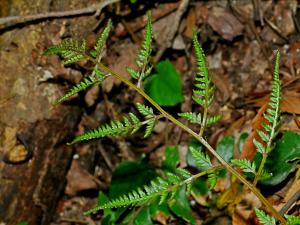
[179,32,221,135]
[127,12,152,82]
[54,68,105,105]
[192,31,214,109]
[68,113,141,145]
[189,146,212,170]
[254,208,276,225]
[92,19,113,59]
[285,215,300,225]
[44,38,87,64]
[85,171,190,215]
[253,51,281,184]
[231,159,256,174]
[136,103,157,137]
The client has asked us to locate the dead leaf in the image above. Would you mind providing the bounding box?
[241,104,268,160]
[65,160,97,196]
[232,211,248,225]
[207,7,244,41]
[184,8,196,38]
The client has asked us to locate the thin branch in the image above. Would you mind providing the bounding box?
[0,0,120,30]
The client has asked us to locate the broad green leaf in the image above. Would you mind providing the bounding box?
[216,136,234,163]
[260,132,300,185]
[192,178,209,196]
[109,159,156,198]
[169,186,196,225]
[144,60,183,106]
[162,146,180,171]
[135,207,153,225]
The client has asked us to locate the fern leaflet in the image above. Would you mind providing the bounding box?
[136,103,157,137]
[54,69,105,105]
[85,172,191,215]
[253,51,281,185]
[127,12,152,81]
[285,215,300,225]
[254,208,276,225]
[192,32,214,109]
[231,159,256,174]
[92,19,113,59]
[178,112,202,124]
[68,113,141,145]
[189,146,212,170]
[44,38,87,64]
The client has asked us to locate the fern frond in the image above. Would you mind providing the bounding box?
[127,12,152,80]
[85,173,186,215]
[92,19,113,59]
[208,172,217,190]
[68,113,141,145]
[135,12,152,70]
[136,103,157,137]
[285,215,300,225]
[231,159,256,174]
[206,115,222,126]
[254,208,276,225]
[178,112,202,124]
[189,146,212,170]
[44,38,87,64]
[192,32,214,108]
[54,69,105,105]
[136,103,154,118]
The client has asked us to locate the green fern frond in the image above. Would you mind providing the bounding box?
[178,112,202,124]
[136,103,154,118]
[206,115,222,126]
[285,215,300,225]
[254,208,276,225]
[253,51,281,154]
[190,146,212,170]
[68,113,141,145]
[54,69,105,105]
[136,103,157,137]
[85,173,185,215]
[231,159,256,174]
[208,172,217,190]
[192,32,214,108]
[92,19,113,59]
[44,38,87,64]
[127,12,152,80]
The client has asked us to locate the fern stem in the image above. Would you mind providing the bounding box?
[83,55,286,224]
[199,107,208,137]
[253,152,268,186]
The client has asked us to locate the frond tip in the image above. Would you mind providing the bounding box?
[54,69,105,105]
[68,113,141,145]
[192,31,214,108]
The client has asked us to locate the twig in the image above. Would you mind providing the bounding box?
[279,188,300,215]
[154,0,189,62]
[0,0,120,30]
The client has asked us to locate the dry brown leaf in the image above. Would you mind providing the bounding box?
[241,104,268,160]
[207,7,244,41]
[65,160,97,196]
[184,8,196,38]
[284,179,300,202]
[232,211,248,225]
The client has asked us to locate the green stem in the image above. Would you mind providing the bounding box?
[253,152,268,186]
[90,59,286,224]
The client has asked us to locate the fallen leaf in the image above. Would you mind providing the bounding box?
[65,160,97,196]
[207,7,244,41]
